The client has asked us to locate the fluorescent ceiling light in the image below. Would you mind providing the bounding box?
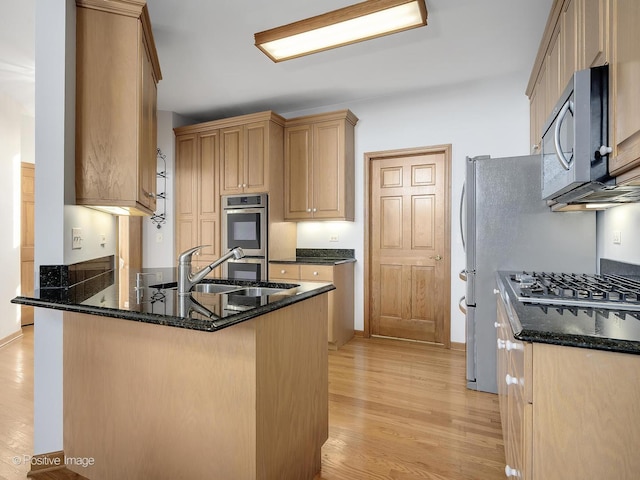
[255,0,428,62]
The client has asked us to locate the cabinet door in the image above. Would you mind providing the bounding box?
[312,120,345,219]
[284,124,313,220]
[220,126,244,194]
[244,121,268,193]
[560,0,577,89]
[197,131,221,267]
[609,0,640,175]
[582,0,608,68]
[546,28,561,115]
[138,29,157,211]
[175,135,199,260]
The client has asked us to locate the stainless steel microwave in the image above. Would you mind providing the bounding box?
[541,65,610,202]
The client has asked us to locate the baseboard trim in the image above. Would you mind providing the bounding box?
[450,341,466,352]
[0,329,23,349]
[354,329,364,337]
[27,451,65,476]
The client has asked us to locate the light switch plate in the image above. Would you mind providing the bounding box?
[72,228,82,249]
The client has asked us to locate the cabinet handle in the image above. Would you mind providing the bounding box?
[506,340,523,352]
[497,338,506,350]
[505,465,521,478]
[429,254,443,261]
[505,374,521,386]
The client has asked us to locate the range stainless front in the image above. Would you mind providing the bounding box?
[222,193,268,280]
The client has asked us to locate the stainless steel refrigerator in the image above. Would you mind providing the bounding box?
[462,155,596,393]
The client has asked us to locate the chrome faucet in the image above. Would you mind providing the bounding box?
[177,245,245,295]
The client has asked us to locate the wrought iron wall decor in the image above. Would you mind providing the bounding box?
[150,148,167,229]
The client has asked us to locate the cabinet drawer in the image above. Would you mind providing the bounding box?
[269,264,300,280]
[299,265,333,282]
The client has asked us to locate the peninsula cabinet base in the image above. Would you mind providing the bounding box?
[62,294,328,480]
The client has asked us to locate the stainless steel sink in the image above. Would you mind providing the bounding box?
[229,287,288,297]
[191,283,243,294]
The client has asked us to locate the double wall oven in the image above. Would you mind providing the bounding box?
[221,193,268,281]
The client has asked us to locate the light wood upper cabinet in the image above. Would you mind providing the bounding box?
[582,0,609,68]
[174,130,221,274]
[284,110,358,221]
[527,0,609,149]
[75,0,161,215]
[220,120,273,194]
[608,0,640,176]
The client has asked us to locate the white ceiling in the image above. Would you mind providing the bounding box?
[0,0,553,121]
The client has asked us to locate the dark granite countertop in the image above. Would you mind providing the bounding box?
[11,267,335,333]
[496,271,640,354]
[270,248,356,265]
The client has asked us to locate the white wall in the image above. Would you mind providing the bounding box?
[142,111,195,267]
[597,204,640,266]
[285,74,531,342]
[0,94,26,342]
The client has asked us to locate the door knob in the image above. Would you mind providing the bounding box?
[430,254,442,261]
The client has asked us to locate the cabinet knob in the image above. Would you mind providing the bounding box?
[313,271,319,276]
[306,209,312,213]
[505,374,521,386]
[505,465,521,477]
[280,269,286,274]
[493,288,500,295]
[494,322,500,328]
[497,338,506,350]
[243,183,247,188]
[429,254,443,261]
[237,184,242,188]
[506,340,523,352]
[312,208,317,212]
[532,143,540,152]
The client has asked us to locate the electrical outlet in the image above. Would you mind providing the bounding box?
[99,233,106,246]
[613,231,622,245]
[329,234,339,242]
[72,228,82,249]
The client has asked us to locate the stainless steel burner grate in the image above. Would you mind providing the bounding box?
[508,272,640,310]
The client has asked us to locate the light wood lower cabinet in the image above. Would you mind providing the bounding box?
[270,262,354,349]
[497,298,640,479]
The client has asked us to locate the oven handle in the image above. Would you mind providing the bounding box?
[224,208,265,215]
[553,99,574,171]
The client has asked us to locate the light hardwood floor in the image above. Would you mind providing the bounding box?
[0,327,504,480]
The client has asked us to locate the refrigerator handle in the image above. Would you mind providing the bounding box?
[458,296,467,314]
[459,181,466,252]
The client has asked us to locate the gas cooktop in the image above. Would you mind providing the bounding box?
[505,271,640,311]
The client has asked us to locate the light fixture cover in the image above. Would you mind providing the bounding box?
[255,0,428,62]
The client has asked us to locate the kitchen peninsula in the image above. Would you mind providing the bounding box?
[12,257,334,479]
